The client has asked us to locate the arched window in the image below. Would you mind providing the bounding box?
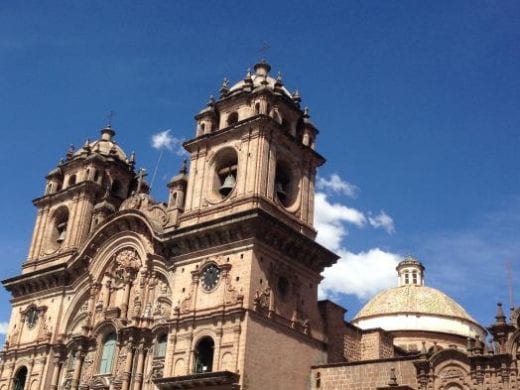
[194,337,214,373]
[155,334,168,358]
[404,271,409,285]
[412,271,417,285]
[99,332,117,374]
[227,112,238,126]
[13,366,27,390]
[111,180,122,198]
[68,175,77,187]
[52,207,69,245]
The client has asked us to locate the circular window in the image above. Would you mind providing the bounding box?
[26,307,39,329]
[210,148,238,201]
[277,276,290,298]
[201,264,221,291]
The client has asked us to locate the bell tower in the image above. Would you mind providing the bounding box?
[25,124,136,273]
[180,60,322,238]
[158,61,338,389]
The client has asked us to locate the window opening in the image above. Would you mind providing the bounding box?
[227,112,238,126]
[13,366,27,390]
[155,334,167,358]
[194,337,214,373]
[99,332,117,374]
[68,175,76,187]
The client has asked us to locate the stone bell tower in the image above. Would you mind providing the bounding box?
[181,60,322,238]
[0,61,339,390]
[25,124,136,273]
[158,60,338,389]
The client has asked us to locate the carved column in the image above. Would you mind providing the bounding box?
[49,356,62,390]
[70,350,84,390]
[133,343,146,390]
[6,362,15,390]
[233,324,241,372]
[121,339,135,390]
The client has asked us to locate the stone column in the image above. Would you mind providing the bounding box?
[6,362,15,390]
[133,344,146,390]
[121,340,135,390]
[70,350,84,390]
[49,356,62,390]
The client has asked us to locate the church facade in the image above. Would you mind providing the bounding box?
[1,61,520,390]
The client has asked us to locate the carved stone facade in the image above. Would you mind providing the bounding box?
[0,61,336,390]
[1,61,517,390]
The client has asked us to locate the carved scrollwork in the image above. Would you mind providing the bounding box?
[119,193,169,227]
[113,248,141,282]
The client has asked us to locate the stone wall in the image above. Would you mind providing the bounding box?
[360,329,395,360]
[311,357,419,390]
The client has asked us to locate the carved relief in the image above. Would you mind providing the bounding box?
[119,193,169,227]
[150,359,165,380]
[113,248,141,282]
[253,287,270,311]
[180,294,193,314]
[223,277,243,306]
[80,351,95,383]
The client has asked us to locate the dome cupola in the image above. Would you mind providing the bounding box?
[396,256,425,286]
[352,255,487,352]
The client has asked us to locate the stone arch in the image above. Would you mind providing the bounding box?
[91,320,120,339]
[205,145,240,203]
[432,353,470,390]
[220,352,233,371]
[193,336,215,373]
[60,287,90,335]
[13,365,28,390]
[174,358,185,376]
[88,232,149,283]
[505,328,520,357]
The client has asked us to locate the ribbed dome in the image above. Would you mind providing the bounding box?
[74,127,127,161]
[229,74,292,98]
[227,61,293,99]
[353,285,477,323]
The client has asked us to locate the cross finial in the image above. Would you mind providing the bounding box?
[259,41,270,60]
[106,110,116,128]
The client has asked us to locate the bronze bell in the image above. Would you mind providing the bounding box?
[219,172,236,196]
[276,181,287,201]
[56,222,67,243]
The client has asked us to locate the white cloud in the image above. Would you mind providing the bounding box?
[368,210,396,234]
[317,174,359,198]
[315,192,366,251]
[151,129,185,155]
[313,178,400,303]
[0,322,8,335]
[319,248,401,300]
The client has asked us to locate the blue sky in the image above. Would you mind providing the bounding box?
[1,1,519,340]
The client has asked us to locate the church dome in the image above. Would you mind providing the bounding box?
[74,126,128,162]
[353,285,477,323]
[352,257,487,346]
[227,61,293,99]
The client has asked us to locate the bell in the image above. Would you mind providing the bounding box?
[219,173,236,196]
[276,181,287,201]
[56,222,67,243]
